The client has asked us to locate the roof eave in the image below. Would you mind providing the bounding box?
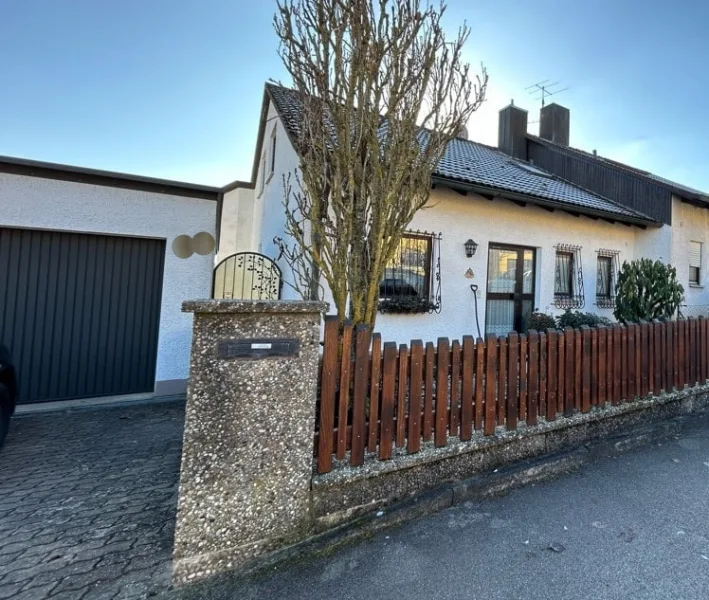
[431,175,659,229]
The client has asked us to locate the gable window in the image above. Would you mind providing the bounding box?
[690,241,702,286]
[269,125,277,177]
[596,249,620,309]
[258,151,267,195]
[553,244,584,309]
[379,232,442,314]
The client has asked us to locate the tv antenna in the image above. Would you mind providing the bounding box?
[526,80,569,108]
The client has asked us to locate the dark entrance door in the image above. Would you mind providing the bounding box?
[485,244,536,336]
[0,227,165,404]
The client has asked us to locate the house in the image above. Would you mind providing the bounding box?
[0,156,220,405]
[496,100,709,313]
[222,83,707,344]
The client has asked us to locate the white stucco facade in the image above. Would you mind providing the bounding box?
[0,172,217,393]
[216,185,259,263]
[671,195,709,309]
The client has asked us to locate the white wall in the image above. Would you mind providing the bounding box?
[671,195,709,307]
[372,189,640,344]
[0,172,216,390]
[255,100,303,299]
[217,185,259,263]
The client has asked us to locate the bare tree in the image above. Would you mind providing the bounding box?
[273,0,487,327]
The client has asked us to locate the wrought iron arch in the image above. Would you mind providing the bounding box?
[213,252,282,300]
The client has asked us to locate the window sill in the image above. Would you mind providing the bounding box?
[689,283,704,289]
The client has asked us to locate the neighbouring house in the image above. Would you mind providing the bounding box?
[0,156,221,405]
[219,83,709,344]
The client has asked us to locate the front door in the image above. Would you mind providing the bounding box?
[485,244,536,336]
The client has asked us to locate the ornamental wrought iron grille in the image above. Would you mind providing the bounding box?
[554,243,584,309]
[596,249,620,309]
[379,231,442,314]
[213,252,282,300]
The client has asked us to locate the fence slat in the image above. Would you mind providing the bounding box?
[666,321,674,392]
[317,317,339,474]
[460,336,474,440]
[450,340,461,437]
[423,343,434,441]
[590,327,598,407]
[484,334,498,435]
[498,337,507,426]
[564,328,575,416]
[639,323,649,398]
[519,334,528,422]
[682,319,688,388]
[597,327,607,408]
[379,342,397,460]
[547,330,557,421]
[611,326,621,405]
[691,318,698,385]
[435,338,450,447]
[407,341,423,454]
[581,327,591,412]
[557,330,565,414]
[606,325,614,405]
[336,322,353,460]
[507,332,519,430]
[661,319,668,392]
[350,326,371,466]
[627,324,636,401]
[396,344,409,448]
[654,322,662,395]
[474,338,485,430]
[527,331,539,426]
[620,326,628,403]
[367,334,382,453]
[703,317,708,384]
[539,332,547,417]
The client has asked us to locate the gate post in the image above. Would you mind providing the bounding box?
[173,300,328,584]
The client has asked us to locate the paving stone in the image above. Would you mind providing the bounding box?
[0,403,183,600]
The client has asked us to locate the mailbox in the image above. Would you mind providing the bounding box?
[216,338,300,359]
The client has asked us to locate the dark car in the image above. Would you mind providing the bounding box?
[0,344,17,449]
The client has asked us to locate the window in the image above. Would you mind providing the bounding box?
[379,232,442,314]
[258,151,267,195]
[269,125,277,177]
[690,241,702,285]
[553,244,584,309]
[595,250,620,309]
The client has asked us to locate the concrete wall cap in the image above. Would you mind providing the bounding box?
[182,299,330,314]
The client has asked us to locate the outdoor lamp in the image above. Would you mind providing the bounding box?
[464,238,478,258]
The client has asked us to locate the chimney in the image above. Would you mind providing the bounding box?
[539,103,570,146]
[498,101,528,160]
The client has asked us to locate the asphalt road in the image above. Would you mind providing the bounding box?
[187,412,709,600]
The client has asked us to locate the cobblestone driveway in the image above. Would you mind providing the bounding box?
[0,401,185,600]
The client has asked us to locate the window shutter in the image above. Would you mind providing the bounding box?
[690,241,702,269]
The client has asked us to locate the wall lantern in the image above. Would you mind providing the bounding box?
[464,238,478,258]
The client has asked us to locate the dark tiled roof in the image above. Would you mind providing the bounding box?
[266,83,658,226]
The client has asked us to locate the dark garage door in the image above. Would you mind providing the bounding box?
[0,227,165,404]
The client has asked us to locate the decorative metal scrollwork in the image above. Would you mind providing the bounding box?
[213,252,282,300]
[553,243,585,309]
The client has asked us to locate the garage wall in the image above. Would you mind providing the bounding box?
[0,172,217,394]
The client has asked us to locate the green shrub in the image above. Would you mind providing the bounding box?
[614,259,684,323]
[556,310,613,329]
[527,312,556,332]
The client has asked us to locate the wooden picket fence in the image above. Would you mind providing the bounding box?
[315,315,709,474]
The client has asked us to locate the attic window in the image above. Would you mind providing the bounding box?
[512,161,555,178]
[269,125,277,176]
[554,243,584,309]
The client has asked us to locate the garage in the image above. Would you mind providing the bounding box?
[0,227,166,404]
[0,156,220,405]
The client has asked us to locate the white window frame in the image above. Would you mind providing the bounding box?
[689,240,702,286]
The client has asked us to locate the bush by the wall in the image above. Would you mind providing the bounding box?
[556,310,613,329]
[527,312,557,332]
[614,259,684,323]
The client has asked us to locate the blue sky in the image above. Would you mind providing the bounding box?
[1,0,707,191]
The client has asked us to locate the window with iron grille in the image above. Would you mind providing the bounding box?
[379,231,442,314]
[596,249,620,308]
[690,241,702,286]
[554,244,584,309]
